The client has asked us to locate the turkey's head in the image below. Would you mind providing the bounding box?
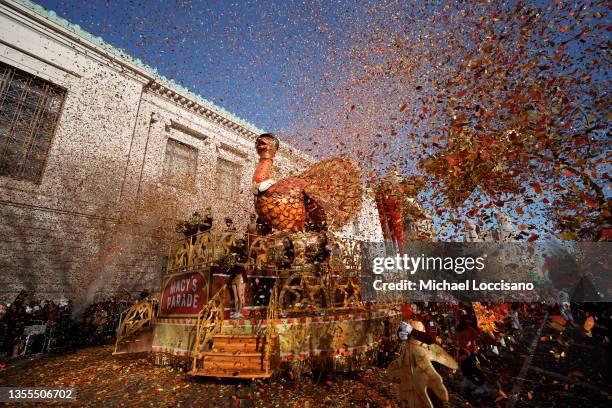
[255,133,279,159]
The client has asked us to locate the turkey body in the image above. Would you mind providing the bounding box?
[254,157,363,233]
[255,176,308,231]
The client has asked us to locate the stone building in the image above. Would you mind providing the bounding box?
[403,197,435,242]
[0,0,382,305]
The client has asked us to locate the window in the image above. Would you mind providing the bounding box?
[0,62,66,182]
[215,158,242,201]
[162,138,198,187]
[352,220,361,237]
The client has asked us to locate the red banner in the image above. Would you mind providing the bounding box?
[160,271,208,316]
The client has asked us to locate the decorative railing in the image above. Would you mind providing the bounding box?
[328,237,364,274]
[166,231,369,313]
[263,280,280,375]
[166,231,243,274]
[191,285,226,373]
[114,295,158,353]
[166,231,366,275]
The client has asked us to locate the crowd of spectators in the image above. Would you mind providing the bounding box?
[395,299,611,405]
[0,289,148,362]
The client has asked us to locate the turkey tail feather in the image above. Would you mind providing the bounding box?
[300,157,363,229]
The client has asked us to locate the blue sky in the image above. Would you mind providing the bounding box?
[30,0,609,240]
[35,0,362,134]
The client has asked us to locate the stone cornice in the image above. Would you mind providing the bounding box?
[4,0,315,165]
[218,142,249,159]
[1,0,151,83]
[165,119,210,142]
[4,0,264,140]
[147,82,258,142]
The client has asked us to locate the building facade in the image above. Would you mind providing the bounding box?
[0,0,383,305]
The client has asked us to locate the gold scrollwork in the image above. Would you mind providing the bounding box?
[218,231,239,258]
[167,231,241,274]
[249,236,270,269]
[191,285,226,372]
[167,240,190,272]
[190,232,214,266]
[328,237,363,275]
[333,275,363,309]
[279,271,330,313]
[264,281,280,374]
[114,295,158,353]
[341,239,363,272]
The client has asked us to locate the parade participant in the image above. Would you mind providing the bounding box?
[397,303,439,344]
[176,208,213,243]
[229,264,246,319]
[256,215,272,236]
[397,319,436,344]
[246,214,258,248]
[201,207,213,231]
[391,311,458,408]
[247,214,258,236]
[557,290,574,325]
[458,348,489,397]
[456,314,491,400]
[225,217,237,232]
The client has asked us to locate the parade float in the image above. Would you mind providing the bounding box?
[113,133,400,379]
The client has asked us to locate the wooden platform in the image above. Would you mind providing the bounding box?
[189,334,277,379]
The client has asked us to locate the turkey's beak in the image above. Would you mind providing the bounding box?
[256,136,277,158]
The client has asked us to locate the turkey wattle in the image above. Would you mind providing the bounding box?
[252,133,363,232]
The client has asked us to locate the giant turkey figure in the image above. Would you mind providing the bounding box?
[252,133,363,232]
